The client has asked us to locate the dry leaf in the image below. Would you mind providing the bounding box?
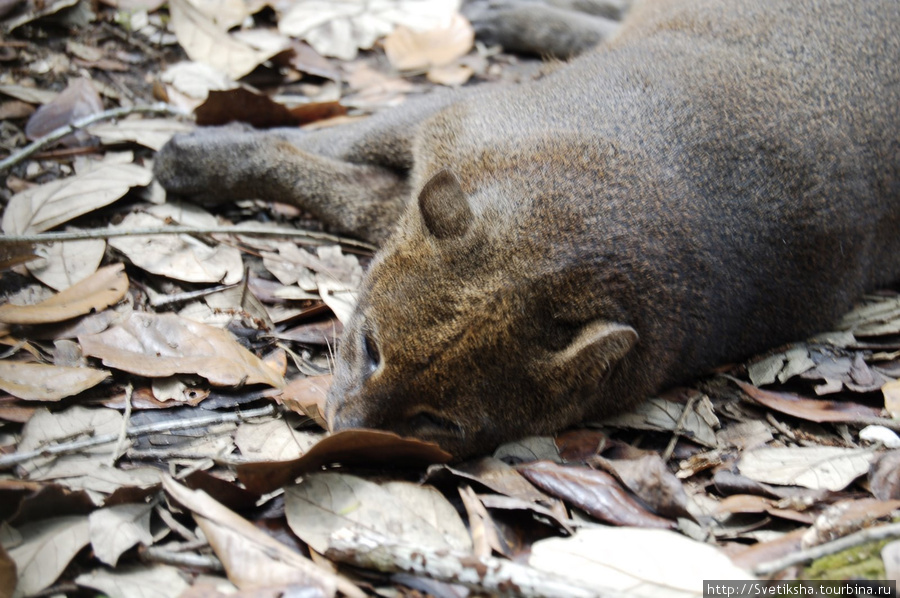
[280,375,331,428]
[108,211,243,285]
[596,454,694,521]
[428,457,553,504]
[0,263,128,324]
[169,0,285,79]
[0,84,59,104]
[0,361,110,401]
[24,78,102,145]
[87,118,194,151]
[882,379,900,418]
[383,13,473,71]
[237,429,452,494]
[519,460,675,529]
[26,239,106,291]
[735,380,883,423]
[88,503,154,566]
[285,472,471,554]
[738,446,876,491]
[8,516,91,597]
[530,527,752,597]
[2,163,152,235]
[869,450,900,500]
[76,565,189,598]
[78,311,284,388]
[605,395,719,448]
[234,418,322,461]
[494,435,562,463]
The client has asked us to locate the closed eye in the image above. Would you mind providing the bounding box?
[362,332,380,376]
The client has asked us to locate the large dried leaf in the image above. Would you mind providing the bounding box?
[8,516,90,597]
[428,457,553,504]
[162,477,357,597]
[738,446,876,491]
[0,361,110,401]
[169,0,286,79]
[234,418,322,461]
[735,380,883,423]
[0,263,128,324]
[87,118,195,151]
[605,395,719,448]
[0,84,59,104]
[24,78,102,144]
[76,565,188,598]
[26,239,106,291]
[2,164,152,235]
[383,13,473,71]
[596,454,695,521]
[108,211,243,285]
[530,528,752,597]
[237,429,452,494]
[869,450,900,500]
[88,503,154,566]
[285,472,471,554]
[519,460,675,529]
[78,311,284,388]
[280,374,330,428]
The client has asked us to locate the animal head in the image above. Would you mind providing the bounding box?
[325,169,637,457]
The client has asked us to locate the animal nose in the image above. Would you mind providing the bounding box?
[328,402,367,431]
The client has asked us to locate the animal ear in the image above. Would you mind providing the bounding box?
[552,321,638,374]
[418,169,473,239]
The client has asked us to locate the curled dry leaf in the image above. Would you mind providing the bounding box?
[519,460,675,529]
[27,239,106,291]
[78,311,284,388]
[88,503,154,567]
[383,13,473,71]
[0,263,128,325]
[280,374,331,429]
[529,527,752,597]
[162,476,360,598]
[427,456,553,504]
[24,78,103,145]
[869,450,900,500]
[735,379,883,423]
[605,395,719,448]
[738,446,876,491]
[237,429,452,494]
[0,361,110,401]
[2,163,152,235]
[596,454,695,521]
[285,472,471,554]
[169,0,286,79]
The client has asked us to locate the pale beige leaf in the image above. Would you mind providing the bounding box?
[285,472,471,555]
[530,528,751,597]
[108,212,242,285]
[384,13,473,71]
[0,84,59,104]
[76,565,189,598]
[605,396,719,448]
[8,516,90,597]
[738,446,876,491]
[181,0,254,30]
[0,361,109,401]
[88,503,154,567]
[88,118,195,151]
[26,457,162,499]
[27,239,106,291]
[2,164,152,235]
[160,61,237,106]
[161,477,356,597]
[78,311,284,387]
[0,263,128,324]
[169,0,285,79]
[883,379,900,418]
[234,418,322,461]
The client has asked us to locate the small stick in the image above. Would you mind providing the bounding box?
[0,404,277,469]
[662,393,699,462]
[109,383,134,466]
[0,103,187,173]
[0,226,377,252]
[752,521,900,576]
[142,546,224,571]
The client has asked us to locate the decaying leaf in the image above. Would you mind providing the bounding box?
[738,446,876,491]
[24,77,103,144]
[383,13,473,71]
[87,118,195,151]
[530,527,752,597]
[234,417,322,461]
[26,239,106,292]
[7,516,91,597]
[237,429,452,494]
[285,472,471,554]
[88,503,154,566]
[869,450,900,500]
[280,374,331,428]
[519,460,675,529]
[1,163,152,235]
[78,311,284,388]
[605,395,719,448]
[169,0,286,79]
[0,361,110,401]
[0,263,128,324]
[596,454,695,520]
[734,380,883,423]
[76,565,189,598]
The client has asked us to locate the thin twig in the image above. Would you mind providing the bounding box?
[109,383,134,466]
[0,404,278,469]
[752,521,900,576]
[0,225,377,252]
[662,393,699,462]
[142,546,225,571]
[0,103,187,173]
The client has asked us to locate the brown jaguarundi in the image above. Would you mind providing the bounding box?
[155,0,900,458]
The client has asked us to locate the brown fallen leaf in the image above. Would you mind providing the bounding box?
[594,454,695,521]
[0,361,110,401]
[735,379,884,422]
[427,457,554,504]
[518,460,675,529]
[383,13,474,71]
[78,311,284,388]
[869,450,900,500]
[0,263,128,325]
[195,88,346,127]
[713,494,815,524]
[24,78,102,145]
[237,429,452,495]
[279,374,330,429]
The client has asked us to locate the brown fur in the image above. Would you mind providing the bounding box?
[156,0,900,457]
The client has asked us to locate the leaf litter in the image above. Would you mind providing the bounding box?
[2,1,900,596]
